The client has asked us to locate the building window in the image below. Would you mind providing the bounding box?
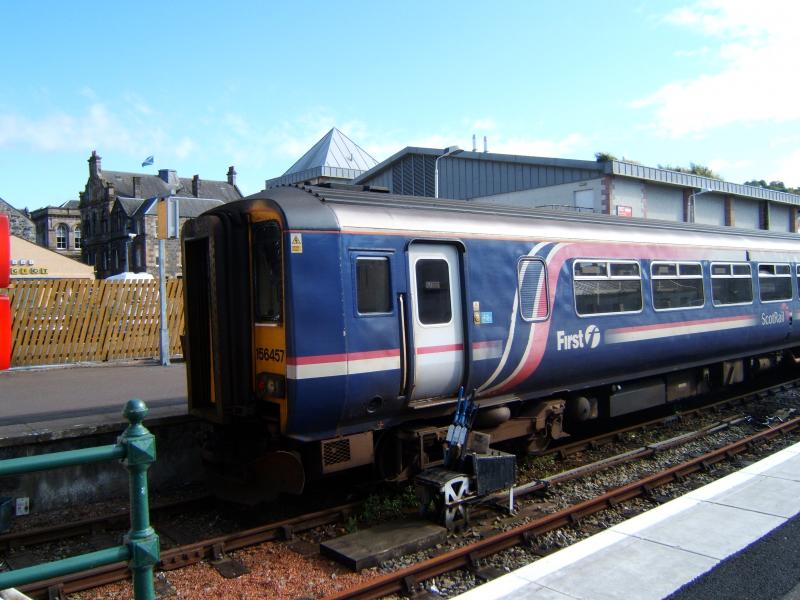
[651,262,704,310]
[574,260,642,315]
[416,259,452,325]
[74,226,82,249]
[758,263,792,302]
[356,257,391,314]
[711,263,753,306]
[56,224,68,250]
[518,258,549,321]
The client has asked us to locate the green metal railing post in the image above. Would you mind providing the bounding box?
[0,399,160,599]
[118,399,160,600]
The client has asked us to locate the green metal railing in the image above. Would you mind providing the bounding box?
[0,399,160,599]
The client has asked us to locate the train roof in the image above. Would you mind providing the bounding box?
[226,184,800,261]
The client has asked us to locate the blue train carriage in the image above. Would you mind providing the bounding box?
[181,184,800,498]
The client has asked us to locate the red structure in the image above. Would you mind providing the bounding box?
[0,215,10,370]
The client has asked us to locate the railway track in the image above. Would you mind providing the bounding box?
[4,378,798,598]
[12,502,361,599]
[327,415,800,600]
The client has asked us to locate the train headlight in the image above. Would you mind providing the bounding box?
[256,372,286,399]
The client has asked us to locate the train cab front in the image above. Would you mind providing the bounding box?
[182,202,304,503]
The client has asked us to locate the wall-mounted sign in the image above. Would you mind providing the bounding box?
[11,266,48,275]
[616,205,633,217]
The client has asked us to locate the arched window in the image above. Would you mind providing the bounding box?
[74,225,82,249]
[56,224,68,250]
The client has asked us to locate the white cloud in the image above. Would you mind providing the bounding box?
[0,102,166,156]
[468,118,497,131]
[492,133,588,157]
[634,0,800,137]
[174,137,196,159]
[770,149,800,187]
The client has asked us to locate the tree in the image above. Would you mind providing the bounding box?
[658,163,722,180]
[595,152,617,162]
[744,179,800,195]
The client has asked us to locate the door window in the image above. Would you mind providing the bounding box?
[416,259,452,325]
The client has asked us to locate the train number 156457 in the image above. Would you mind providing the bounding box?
[256,347,285,363]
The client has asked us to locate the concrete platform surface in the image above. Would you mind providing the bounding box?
[454,440,800,600]
[321,519,447,570]
[0,361,187,443]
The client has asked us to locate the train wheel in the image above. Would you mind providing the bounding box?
[527,434,550,453]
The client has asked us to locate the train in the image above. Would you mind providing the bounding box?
[181,183,800,498]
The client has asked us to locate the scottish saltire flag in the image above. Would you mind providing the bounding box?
[141,155,154,167]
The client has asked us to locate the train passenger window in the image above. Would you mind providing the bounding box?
[253,221,283,323]
[758,263,792,302]
[573,260,642,316]
[356,257,392,314]
[797,265,800,297]
[416,259,452,325]
[651,261,704,311]
[711,262,753,306]
[517,258,549,321]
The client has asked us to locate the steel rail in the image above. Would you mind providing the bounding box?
[325,416,800,600]
[17,501,360,598]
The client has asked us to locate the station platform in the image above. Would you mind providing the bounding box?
[0,361,188,445]
[454,440,800,600]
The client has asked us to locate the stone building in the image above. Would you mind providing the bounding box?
[0,197,35,242]
[79,151,242,278]
[30,200,83,261]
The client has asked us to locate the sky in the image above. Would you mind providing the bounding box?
[1,0,799,211]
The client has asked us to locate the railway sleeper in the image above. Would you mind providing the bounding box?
[210,542,250,579]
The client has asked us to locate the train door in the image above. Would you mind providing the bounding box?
[407,243,465,400]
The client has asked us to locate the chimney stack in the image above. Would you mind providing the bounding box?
[472,134,476,152]
[483,136,488,153]
[132,176,141,198]
[192,174,200,197]
[158,169,179,188]
[88,150,102,179]
[227,166,237,186]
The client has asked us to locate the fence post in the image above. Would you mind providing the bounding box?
[119,399,160,600]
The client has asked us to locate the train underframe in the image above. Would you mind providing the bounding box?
[201,350,793,502]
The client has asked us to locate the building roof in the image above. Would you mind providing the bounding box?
[609,160,800,206]
[102,171,241,203]
[141,197,225,218]
[0,196,32,221]
[265,128,378,189]
[284,128,377,175]
[117,197,147,217]
[353,146,602,184]
[60,200,80,209]
[354,147,800,207]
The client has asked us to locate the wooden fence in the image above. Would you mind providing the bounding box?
[7,279,185,367]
